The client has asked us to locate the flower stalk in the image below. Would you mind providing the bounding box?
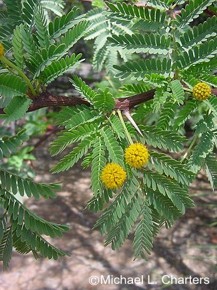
[117,109,133,144]
[0,55,36,97]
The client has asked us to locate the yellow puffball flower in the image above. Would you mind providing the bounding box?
[192,82,211,101]
[101,163,127,189]
[0,43,4,57]
[125,143,149,169]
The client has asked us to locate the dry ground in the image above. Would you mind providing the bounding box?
[0,140,217,290]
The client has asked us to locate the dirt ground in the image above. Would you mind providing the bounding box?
[0,140,217,290]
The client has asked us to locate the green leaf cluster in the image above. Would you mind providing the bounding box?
[0,0,216,266]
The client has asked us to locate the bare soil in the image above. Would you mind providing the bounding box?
[0,141,217,290]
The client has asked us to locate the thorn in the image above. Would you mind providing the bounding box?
[123,109,143,136]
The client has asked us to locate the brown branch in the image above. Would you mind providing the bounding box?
[28,91,90,111]
[27,87,217,112]
[0,92,90,114]
[0,88,216,115]
[212,88,217,96]
[0,89,156,115]
[115,89,155,110]
[29,89,155,112]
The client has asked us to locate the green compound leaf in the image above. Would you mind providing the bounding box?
[12,25,24,69]
[105,193,144,250]
[156,101,177,130]
[205,153,217,191]
[133,203,154,258]
[114,58,172,80]
[34,5,50,49]
[0,129,28,159]
[20,24,37,59]
[50,123,96,156]
[142,0,170,10]
[206,96,217,116]
[0,188,68,238]
[3,0,22,25]
[3,96,32,122]
[0,74,27,99]
[149,151,195,186]
[91,136,106,196]
[40,0,64,16]
[170,80,185,104]
[109,114,126,140]
[51,135,95,173]
[49,7,80,38]
[176,0,216,28]
[180,16,217,49]
[143,170,194,214]
[93,89,115,112]
[55,105,99,129]
[13,223,68,260]
[173,100,198,130]
[188,131,215,173]
[146,187,182,223]
[100,126,124,166]
[177,39,217,69]
[0,227,12,270]
[109,33,171,55]
[39,53,82,84]
[56,21,88,56]
[107,2,166,25]
[0,170,59,199]
[92,177,140,227]
[139,125,185,152]
[71,75,97,104]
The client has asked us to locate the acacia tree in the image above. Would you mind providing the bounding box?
[0,0,216,268]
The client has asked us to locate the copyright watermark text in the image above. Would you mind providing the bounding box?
[89,275,144,286]
[88,274,210,286]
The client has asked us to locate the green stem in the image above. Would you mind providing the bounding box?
[181,134,198,162]
[0,56,36,96]
[117,109,133,144]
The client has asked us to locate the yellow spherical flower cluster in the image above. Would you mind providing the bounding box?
[125,143,149,169]
[0,43,4,57]
[100,163,127,189]
[192,82,211,101]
